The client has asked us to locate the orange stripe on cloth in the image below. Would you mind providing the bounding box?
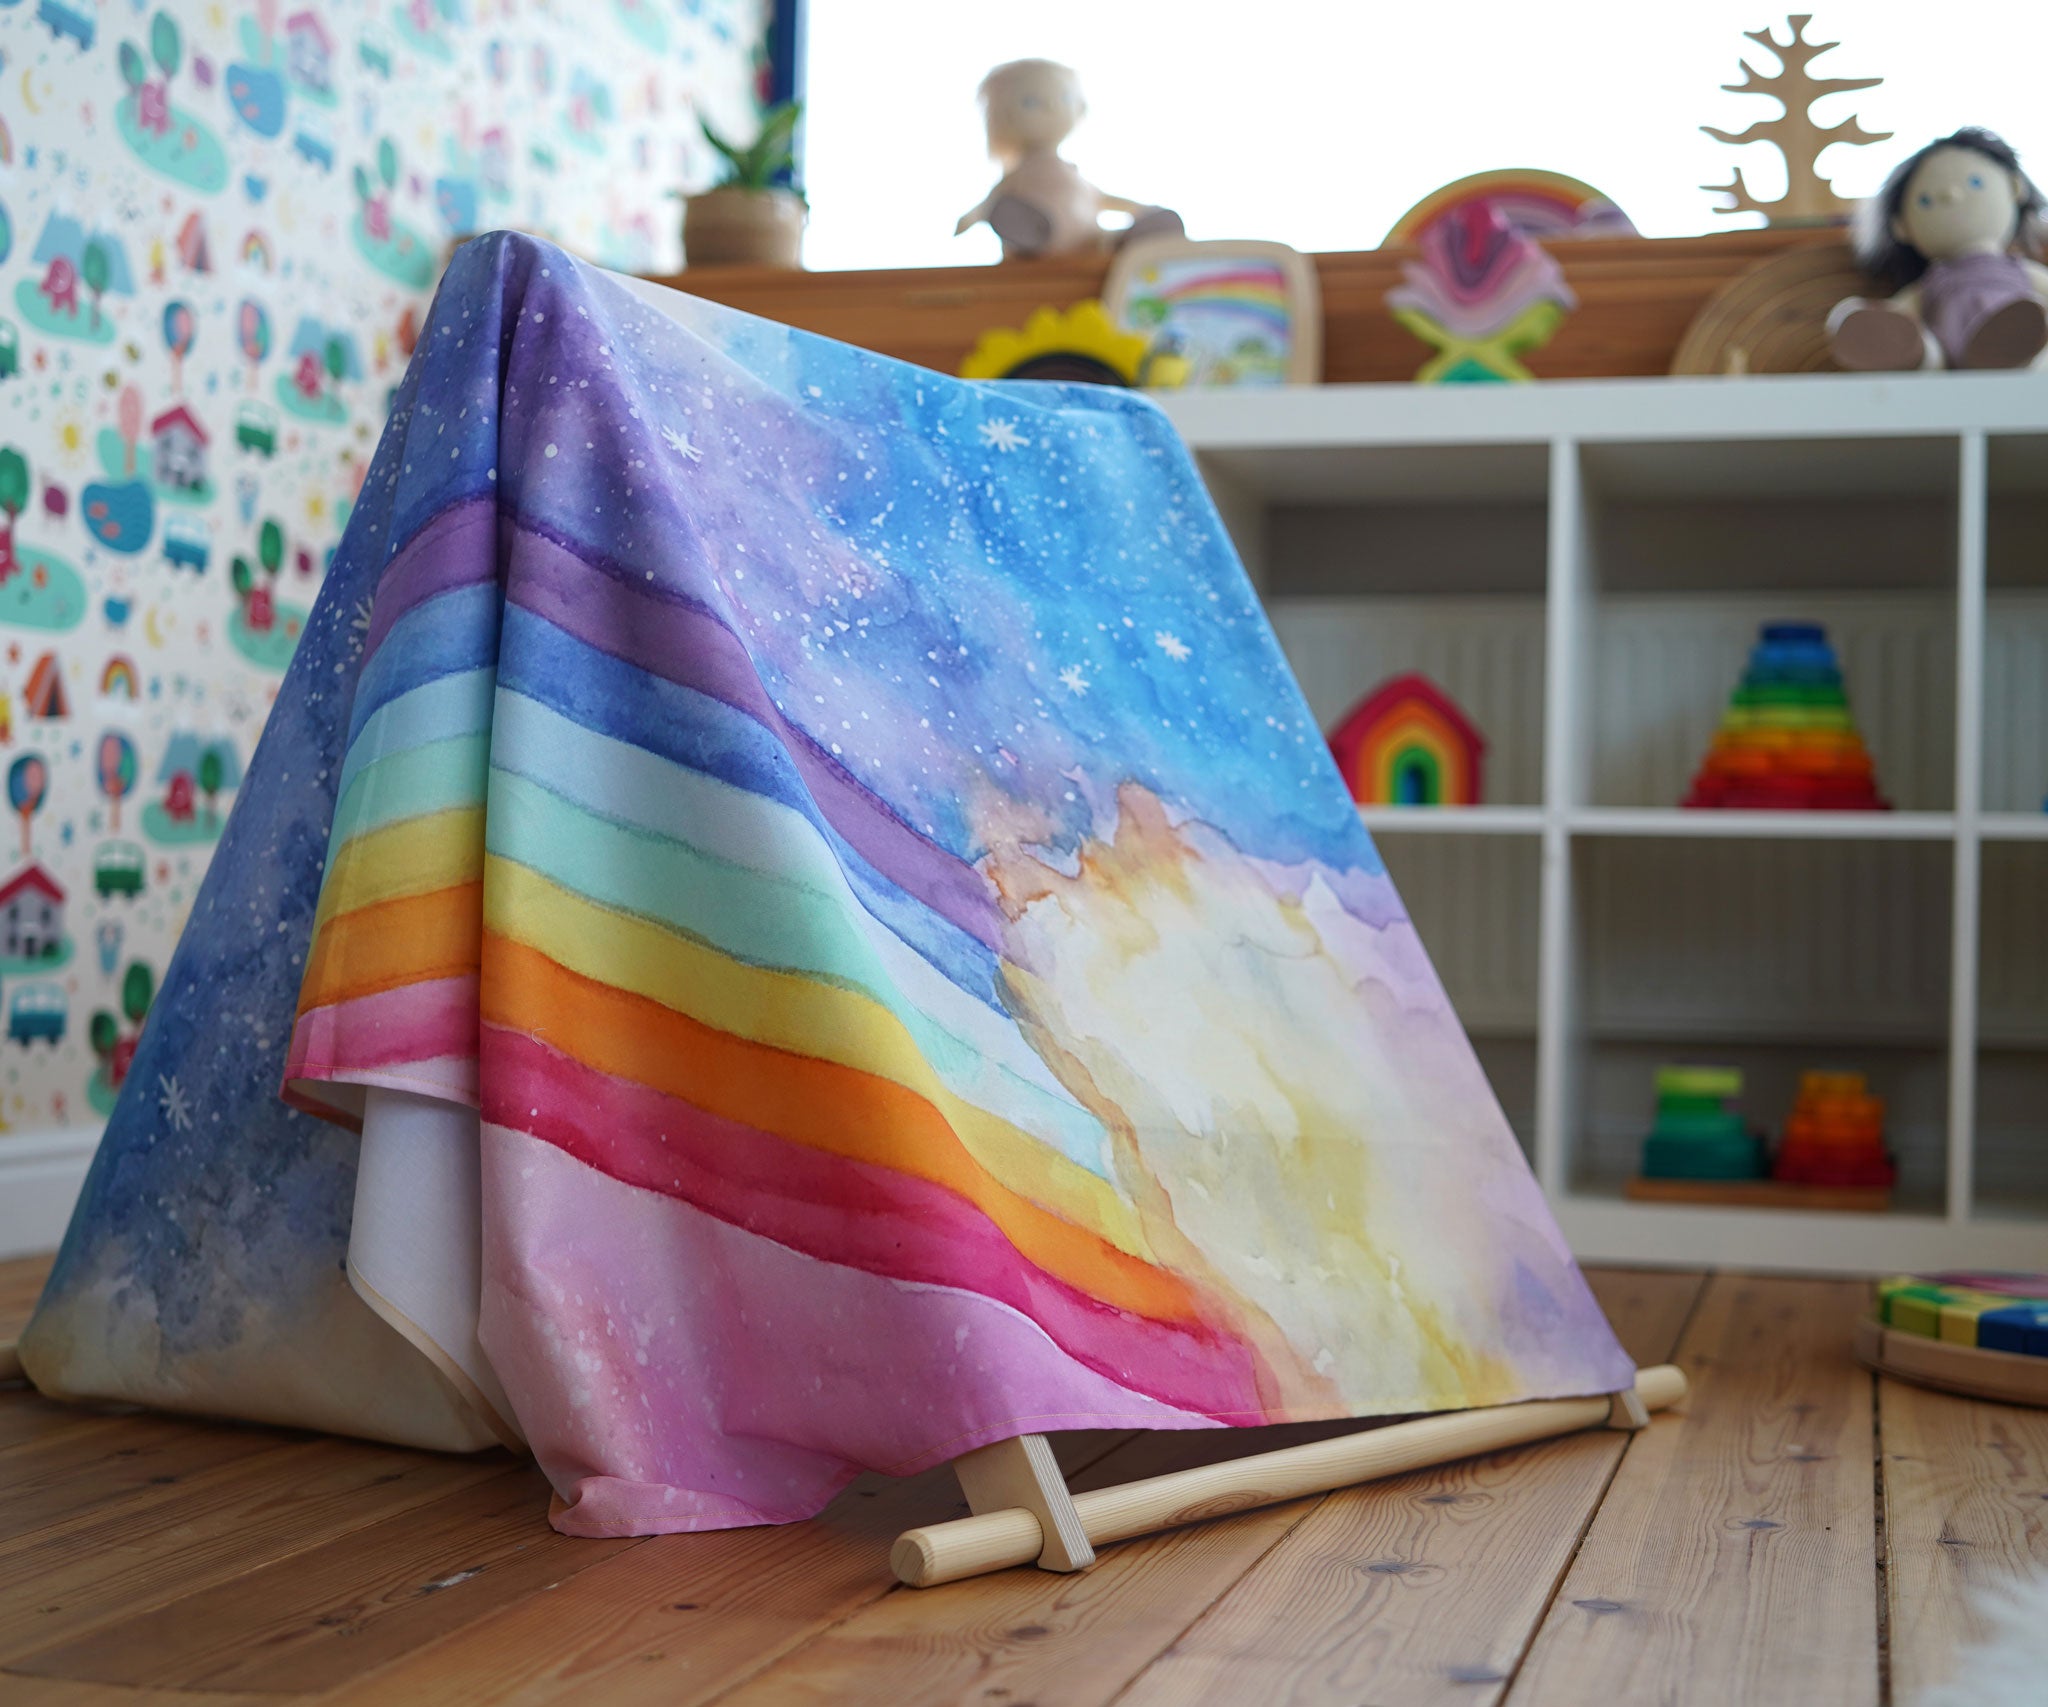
[299,883,484,1010]
[479,931,1205,1330]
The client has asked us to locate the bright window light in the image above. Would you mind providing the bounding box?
[799,2,2048,272]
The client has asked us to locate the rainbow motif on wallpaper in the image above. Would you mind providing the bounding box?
[1328,673,1486,807]
[30,237,1627,1540]
[100,655,141,700]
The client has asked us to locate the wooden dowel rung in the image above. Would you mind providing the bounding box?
[892,1364,1687,1587]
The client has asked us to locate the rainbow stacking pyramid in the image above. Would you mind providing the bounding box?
[1685,622,1889,810]
[23,236,1630,1540]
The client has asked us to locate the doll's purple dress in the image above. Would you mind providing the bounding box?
[1921,252,2033,366]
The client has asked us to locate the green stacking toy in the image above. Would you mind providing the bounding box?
[1639,1066,1766,1181]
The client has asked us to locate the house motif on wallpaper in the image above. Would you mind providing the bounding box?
[157,731,244,824]
[285,11,336,95]
[150,404,209,492]
[0,865,66,961]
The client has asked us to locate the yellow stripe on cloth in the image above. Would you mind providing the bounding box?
[314,807,486,931]
[482,854,1150,1265]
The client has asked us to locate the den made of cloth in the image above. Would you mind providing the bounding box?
[23,234,1633,1536]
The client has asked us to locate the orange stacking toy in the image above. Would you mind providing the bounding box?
[1685,623,1889,810]
[1774,1071,1895,1188]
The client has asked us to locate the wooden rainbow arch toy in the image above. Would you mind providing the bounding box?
[1328,673,1485,806]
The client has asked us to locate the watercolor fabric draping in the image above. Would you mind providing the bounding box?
[26,235,1631,1536]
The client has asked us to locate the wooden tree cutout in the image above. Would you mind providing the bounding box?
[1702,15,1891,225]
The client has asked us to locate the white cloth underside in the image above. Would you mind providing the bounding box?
[350,1086,521,1446]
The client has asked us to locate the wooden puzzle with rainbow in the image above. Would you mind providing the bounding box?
[1875,1274,2048,1357]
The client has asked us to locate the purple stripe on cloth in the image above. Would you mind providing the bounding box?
[364,500,500,661]
[501,519,1005,954]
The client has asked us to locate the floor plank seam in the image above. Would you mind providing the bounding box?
[1871,1367,1892,1707]
[1489,1423,1637,1699]
[1490,1267,1716,1700]
[1665,1265,1715,1363]
[1096,1490,1336,1707]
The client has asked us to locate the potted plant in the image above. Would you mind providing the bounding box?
[679,101,806,269]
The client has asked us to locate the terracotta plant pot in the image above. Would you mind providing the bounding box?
[682,187,806,269]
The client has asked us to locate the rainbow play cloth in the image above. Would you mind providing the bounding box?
[23,237,1629,1537]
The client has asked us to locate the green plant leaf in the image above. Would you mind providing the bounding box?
[754,101,801,159]
[699,115,747,176]
[699,101,802,191]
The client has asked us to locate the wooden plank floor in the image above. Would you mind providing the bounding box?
[3,1254,2044,1704]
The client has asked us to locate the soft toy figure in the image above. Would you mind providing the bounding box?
[1831,128,2048,371]
[955,59,1182,260]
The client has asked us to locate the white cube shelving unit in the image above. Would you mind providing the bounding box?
[1163,372,2048,1274]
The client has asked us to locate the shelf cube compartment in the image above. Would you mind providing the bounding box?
[1564,835,1950,1214]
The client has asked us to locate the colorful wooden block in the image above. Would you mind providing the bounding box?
[1978,1302,2048,1358]
[1886,1290,1945,1338]
[1938,1296,2006,1346]
[1919,1271,2048,1298]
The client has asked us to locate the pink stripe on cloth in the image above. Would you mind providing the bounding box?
[478,1124,1220,1537]
[480,1023,1270,1421]
[285,975,481,1113]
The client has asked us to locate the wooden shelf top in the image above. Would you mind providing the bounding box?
[650,227,1849,386]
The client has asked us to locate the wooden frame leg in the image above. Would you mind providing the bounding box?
[1607,1386,1652,1430]
[948,1433,1094,1572]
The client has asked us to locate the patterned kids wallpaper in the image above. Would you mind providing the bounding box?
[0,0,770,1136]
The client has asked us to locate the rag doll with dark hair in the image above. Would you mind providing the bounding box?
[1830,128,2048,371]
